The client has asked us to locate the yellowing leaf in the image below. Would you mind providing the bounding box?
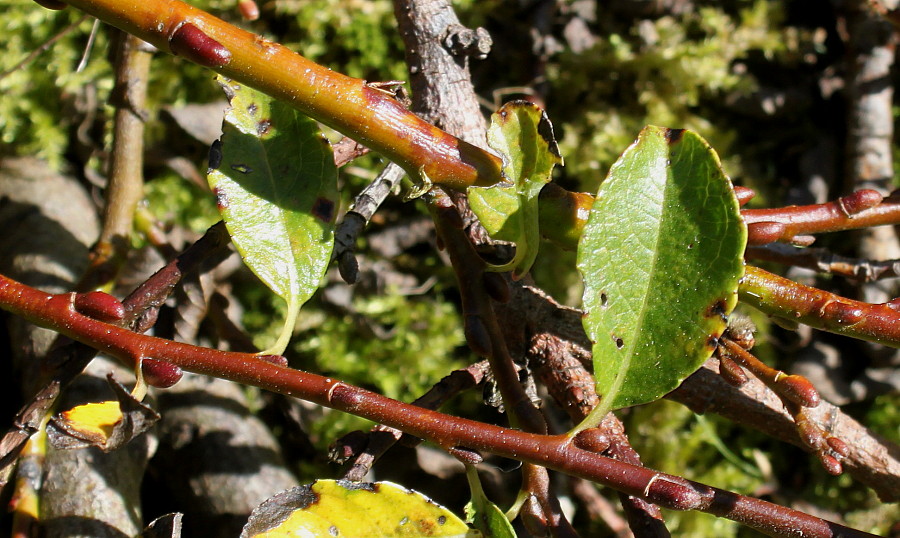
[59,401,122,440]
[47,374,160,452]
[242,480,473,537]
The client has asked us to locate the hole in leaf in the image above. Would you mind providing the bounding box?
[600,292,608,307]
[613,336,624,349]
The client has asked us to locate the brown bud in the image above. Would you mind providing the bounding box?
[572,428,611,453]
[74,291,125,323]
[169,23,232,68]
[142,359,184,388]
[718,355,748,387]
[838,189,883,216]
[447,446,483,464]
[826,436,850,458]
[734,186,756,207]
[258,354,289,368]
[747,221,786,245]
[819,453,843,476]
[644,475,702,511]
[776,373,820,408]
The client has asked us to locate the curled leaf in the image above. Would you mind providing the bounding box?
[47,374,160,452]
[469,101,562,279]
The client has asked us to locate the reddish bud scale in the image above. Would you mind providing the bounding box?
[572,428,611,454]
[717,355,748,387]
[819,453,843,476]
[826,436,850,458]
[73,291,125,323]
[644,475,703,511]
[447,445,483,465]
[257,354,289,368]
[169,23,232,68]
[838,189,883,216]
[747,221,787,245]
[733,186,756,207]
[142,359,184,388]
[775,374,820,408]
[238,0,259,21]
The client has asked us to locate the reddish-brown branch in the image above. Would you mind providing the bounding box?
[0,272,877,537]
[59,0,503,191]
[740,265,900,347]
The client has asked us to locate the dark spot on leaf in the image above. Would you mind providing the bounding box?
[706,335,719,349]
[214,187,228,209]
[328,525,339,536]
[257,118,272,136]
[231,163,252,174]
[207,139,223,170]
[600,292,608,307]
[665,128,685,144]
[613,336,624,349]
[437,516,447,525]
[312,197,336,222]
[705,299,729,323]
[687,242,694,249]
[247,103,258,116]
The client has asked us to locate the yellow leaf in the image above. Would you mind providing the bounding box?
[59,401,122,441]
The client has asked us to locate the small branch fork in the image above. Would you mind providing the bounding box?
[0,271,877,537]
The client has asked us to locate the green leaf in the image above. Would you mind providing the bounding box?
[208,76,338,355]
[464,466,515,538]
[469,101,562,280]
[575,126,746,429]
[241,480,473,537]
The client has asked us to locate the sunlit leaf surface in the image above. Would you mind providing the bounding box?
[242,480,472,537]
[576,126,746,425]
[208,76,339,355]
[469,101,562,279]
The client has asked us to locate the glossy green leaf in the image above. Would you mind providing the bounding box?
[208,76,338,355]
[464,466,515,538]
[241,480,473,537]
[469,101,562,280]
[575,126,746,429]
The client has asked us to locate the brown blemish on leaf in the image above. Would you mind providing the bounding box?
[705,299,729,324]
[247,103,258,116]
[312,197,335,223]
[664,128,685,144]
[257,118,272,136]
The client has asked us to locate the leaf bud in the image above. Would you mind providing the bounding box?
[73,291,125,323]
[169,23,232,68]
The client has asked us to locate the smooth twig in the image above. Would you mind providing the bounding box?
[0,272,877,537]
